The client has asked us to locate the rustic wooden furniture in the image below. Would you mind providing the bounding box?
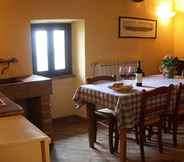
[0,92,24,117]
[73,75,184,162]
[171,83,184,146]
[0,115,51,162]
[0,75,53,137]
[137,86,172,162]
[86,75,118,154]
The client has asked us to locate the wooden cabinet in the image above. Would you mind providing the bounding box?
[0,115,51,162]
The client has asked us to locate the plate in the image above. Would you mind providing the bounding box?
[109,85,133,93]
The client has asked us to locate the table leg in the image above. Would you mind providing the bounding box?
[41,140,50,162]
[86,103,96,148]
[119,128,127,162]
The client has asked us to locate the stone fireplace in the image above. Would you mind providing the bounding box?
[0,75,53,137]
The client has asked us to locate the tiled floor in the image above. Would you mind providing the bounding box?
[51,116,184,162]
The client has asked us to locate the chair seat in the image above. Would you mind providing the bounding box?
[178,108,184,115]
[144,116,160,126]
[95,108,116,119]
[86,75,117,154]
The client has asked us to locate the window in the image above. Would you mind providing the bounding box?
[31,23,72,77]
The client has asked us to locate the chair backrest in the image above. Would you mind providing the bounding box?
[140,85,173,124]
[92,60,143,79]
[86,75,116,84]
[175,83,184,113]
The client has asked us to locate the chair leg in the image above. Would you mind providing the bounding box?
[135,125,139,144]
[114,122,119,153]
[109,119,114,154]
[173,115,177,147]
[93,117,97,143]
[147,126,152,141]
[163,117,168,133]
[139,126,145,162]
[158,120,163,153]
[168,116,172,133]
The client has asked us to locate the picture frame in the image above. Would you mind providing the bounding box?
[119,17,157,39]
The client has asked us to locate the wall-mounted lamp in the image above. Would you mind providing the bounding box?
[156,3,176,21]
[132,0,144,2]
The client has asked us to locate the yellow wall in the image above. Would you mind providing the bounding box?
[175,0,184,13]
[85,0,174,77]
[0,0,174,118]
[174,0,184,58]
[174,13,184,58]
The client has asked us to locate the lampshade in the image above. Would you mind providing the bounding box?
[133,0,143,2]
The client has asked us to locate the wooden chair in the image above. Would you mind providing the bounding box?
[137,85,173,162]
[86,75,118,154]
[172,83,184,146]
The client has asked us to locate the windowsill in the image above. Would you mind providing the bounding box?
[51,74,76,80]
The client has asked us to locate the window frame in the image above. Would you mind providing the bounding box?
[31,23,72,77]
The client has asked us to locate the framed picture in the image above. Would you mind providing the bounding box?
[119,17,157,39]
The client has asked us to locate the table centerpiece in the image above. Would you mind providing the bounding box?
[160,55,179,78]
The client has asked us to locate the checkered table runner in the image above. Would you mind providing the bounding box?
[73,75,184,129]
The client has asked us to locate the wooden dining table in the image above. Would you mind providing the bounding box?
[73,74,184,162]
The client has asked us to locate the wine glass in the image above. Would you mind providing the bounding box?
[181,69,184,77]
[119,65,130,79]
[124,65,129,77]
[128,65,136,79]
[128,65,132,74]
[119,66,125,80]
[122,65,134,79]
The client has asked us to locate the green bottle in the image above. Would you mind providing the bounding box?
[135,61,143,86]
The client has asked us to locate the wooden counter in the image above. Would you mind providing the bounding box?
[0,115,51,162]
[0,92,24,117]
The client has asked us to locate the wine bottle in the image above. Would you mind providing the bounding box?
[135,60,143,86]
